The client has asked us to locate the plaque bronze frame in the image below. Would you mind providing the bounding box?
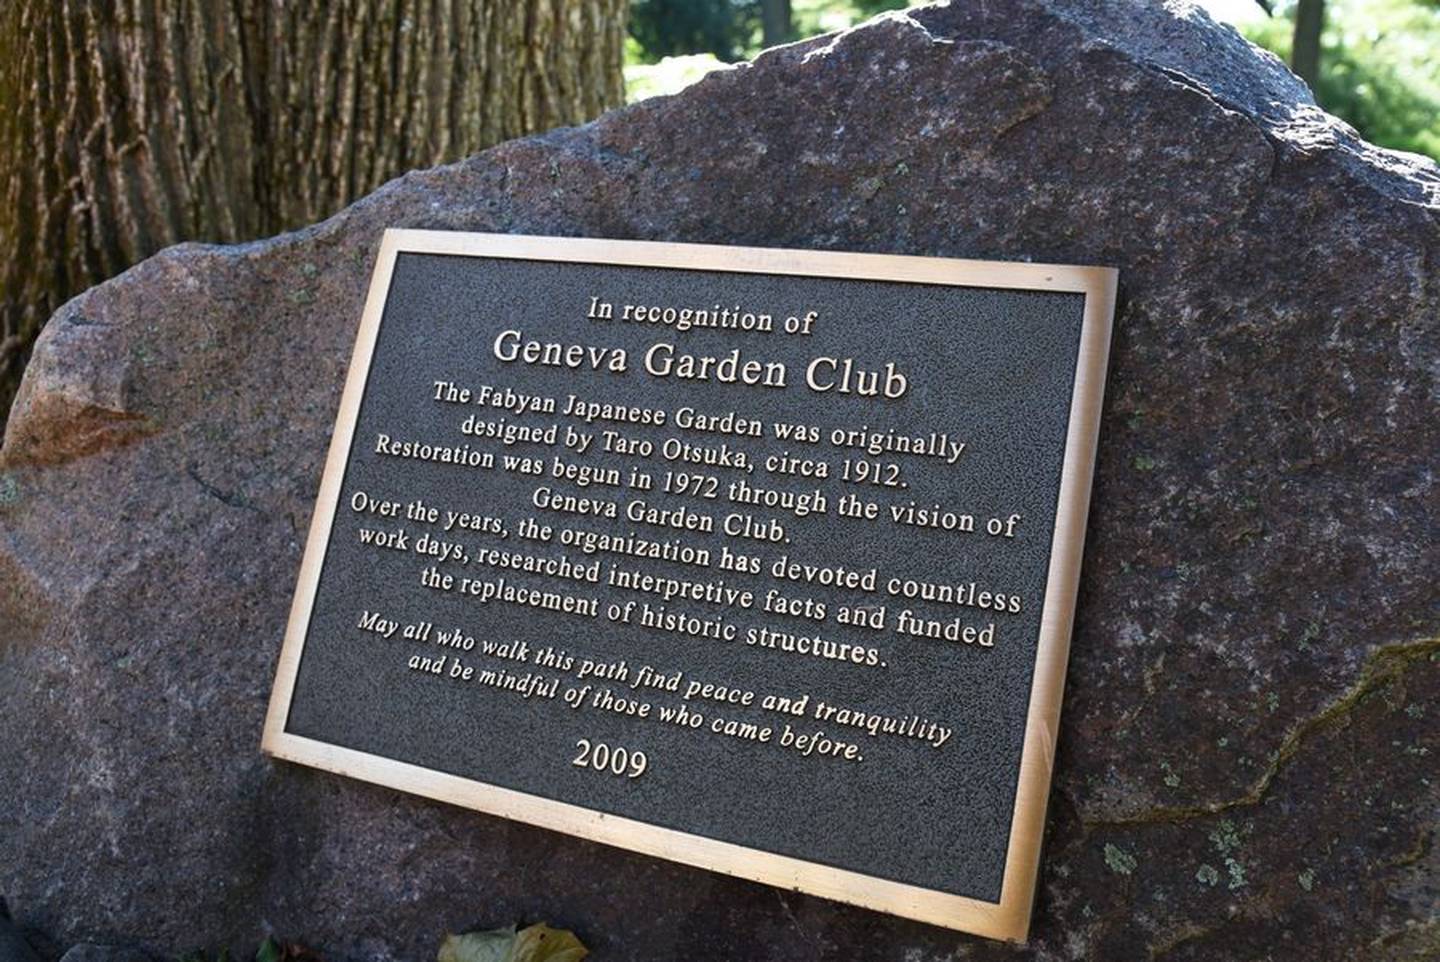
[262,229,1117,942]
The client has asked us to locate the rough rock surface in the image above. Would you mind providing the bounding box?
[2,2,1437,960]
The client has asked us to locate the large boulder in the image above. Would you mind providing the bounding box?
[2,2,1436,959]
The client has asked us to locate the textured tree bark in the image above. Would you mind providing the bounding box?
[0,0,626,425]
[1292,0,1324,90]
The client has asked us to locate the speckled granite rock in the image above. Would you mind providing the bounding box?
[1,2,1436,960]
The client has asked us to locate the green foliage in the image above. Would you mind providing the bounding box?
[628,0,920,65]
[623,0,930,105]
[624,53,729,103]
[1242,0,1440,159]
[848,0,913,16]
[791,0,912,39]
[628,0,761,63]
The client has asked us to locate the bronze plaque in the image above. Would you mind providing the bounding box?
[263,230,1116,941]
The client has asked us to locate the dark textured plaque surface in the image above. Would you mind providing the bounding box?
[274,233,1110,925]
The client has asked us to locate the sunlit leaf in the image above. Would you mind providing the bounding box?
[256,939,281,962]
[509,924,588,962]
[436,924,587,962]
[437,927,517,962]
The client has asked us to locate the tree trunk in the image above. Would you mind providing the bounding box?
[1292,0,1324,90]
[0,0,627,427]
[762,0,792,48]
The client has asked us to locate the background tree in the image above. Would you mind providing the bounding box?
[1244,0,1440,159]
[0,0,627,426]
[627,0,909,67]
[1291,0,1325,87]
[628,0,760,62]
[762,0,794,46]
